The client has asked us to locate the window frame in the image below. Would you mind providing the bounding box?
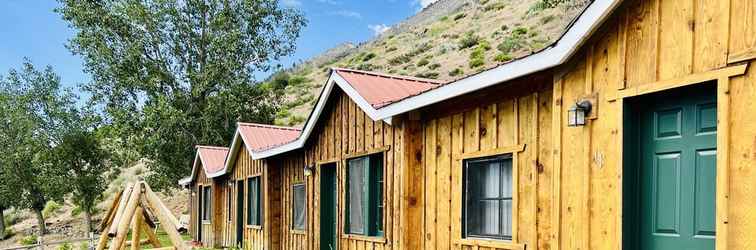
[247,176,262,226]
[292,183,307,231]
[462,154,514,241]
[202,185,212,222]
[227,182,233,222]
[344,153,384,237]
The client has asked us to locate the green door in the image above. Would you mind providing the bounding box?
[320,164,338,250]
[637,84,717,250]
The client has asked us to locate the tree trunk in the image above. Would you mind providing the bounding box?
[84,210,93,233]
[0,207,6,239]
[34,209,46,236]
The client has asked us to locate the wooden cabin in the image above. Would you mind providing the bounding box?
[178,145,229,247]
[182,0,756,249]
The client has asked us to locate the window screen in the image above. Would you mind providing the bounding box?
[202,186,211,221]
[346,153,384,236]
[463,155,513,240]
[247,177,261,226]
[292,184,306,230]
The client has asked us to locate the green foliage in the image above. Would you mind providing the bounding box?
[42,201,62,219]
[484,2,506,11]
[414,72,440,79]
[3,228,14,240]
[388,55,412,66]
[386,47,398,53]
[78,242,89,250]
[417,59,430,67]
[362,53,377,62]
[513,27,529,36]
[58,0,306,190]
[356,63,378,71]
[3,210,20,226]
[449,68,464,77]
[276,109,291,118]
[440,16,449,21]
[494,53,513,62]
[497,27,528,54]
[57,242,73,250]
[20,235,38,245]
[469,43,488,68]
[541,14,556,24]
[458,32,481,50]
[454,13,467,20]
[428,63,442,70]
[71,206,82,217]
[288,115,306,126]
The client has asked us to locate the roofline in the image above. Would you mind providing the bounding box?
[212,122,301,177]
[178,145,229,185]
[229,0,623,160]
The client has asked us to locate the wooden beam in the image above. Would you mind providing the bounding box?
[727,47,756,64]
[141,220,162,248]
[108,184,135,237]
[130,207,143,250]
[143,183,188,250]
[400,118,423,250]
[715,76,731,250]
[607,64,748,101]
[109,182,142,250]
[452,144,526,160]
[95,225,111,250]
[99,190,123,232]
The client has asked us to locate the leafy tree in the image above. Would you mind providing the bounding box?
[58,0,307,189]
[54,127,110,232]
[0,61,76,235]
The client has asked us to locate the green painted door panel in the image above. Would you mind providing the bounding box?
[637,84,716,250]
[321,164,338,250]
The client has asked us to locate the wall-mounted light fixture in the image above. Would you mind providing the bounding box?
[568,99,593,127]
[304,164,314,177]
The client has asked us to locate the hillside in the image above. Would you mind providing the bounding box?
[273,0,590,126]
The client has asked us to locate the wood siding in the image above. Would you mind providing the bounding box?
[278,90,405,250]
[188,164,216,247]
[553,0,756,249]
[220,145,281,249]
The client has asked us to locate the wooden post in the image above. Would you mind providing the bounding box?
[99,190,123,232]
[131,206,143,250]
[109,182,142,250]
[143,183,188,250]
[141,220,162,248]
[96,225,111,250]
[109,184,135,237]
[401,114,424,250]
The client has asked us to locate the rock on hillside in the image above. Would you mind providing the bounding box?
[272,0,590,126]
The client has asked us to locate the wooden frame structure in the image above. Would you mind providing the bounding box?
[97,182,188,250]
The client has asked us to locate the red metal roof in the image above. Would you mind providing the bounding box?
[196,146,229,175]
[237,122,302,152]
[333,68,446,109]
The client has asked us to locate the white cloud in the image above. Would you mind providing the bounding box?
[368,24,391,36]
[332,10,363,19]
[416,0,440,8]
[281,0,302,7]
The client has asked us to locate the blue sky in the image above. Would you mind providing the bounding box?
[0,0,437,97]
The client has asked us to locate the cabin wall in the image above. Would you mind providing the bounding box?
[417,77,553,250]
[278,90,405,250]
[554,0,756,249]
[188,165,215,247]
[221,145,280,249]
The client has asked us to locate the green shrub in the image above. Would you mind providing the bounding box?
[414,72,440,79]
[458,32,480,50]
[288,116,306,126]
[20,235,38,245]
[440,16,449,21]
[386,47,398,53]
[389,55,411,66]
[362,53,376,62]
[357,63,376,71]
[42,201,62,219]
[494,53,513,62]
[57,242,73,250]
[501,25,509,31]
[276,109,291,118]
[469,57,485,68]
[541,14,556,24]
[417,59,430,67]
[527,0,549,15]
[428,63,441,70]
[2,228,15,240]
[449,68,464,77]
[479,40,492,51]
[408,43,433,57]
[453,13,466,20]
[513,27,528,36]
[78,242,89,250]
[484,2,506,11]
[4,210,20,226]
[71,206,82,217]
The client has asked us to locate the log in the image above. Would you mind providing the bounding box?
[143,185,186,233]
[141,220,162,248]
[130,206,143,250]
[142,206,156,228]
[99,189,123,232]
[108,182,142,250]
[95,226,111,250]
[108,184,135,237]
[142,184,187,250]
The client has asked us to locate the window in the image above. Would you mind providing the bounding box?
[292,184,306,230]
[345,153,383,236]
[463,155,513,240]
[202,186,211,221]
[247,177,261,226]
[227,182,232,221]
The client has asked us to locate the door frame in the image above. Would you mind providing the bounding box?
[318,159,340,250]
[614,64,747,250]
[197,185,203,242]
[236,180,245,248]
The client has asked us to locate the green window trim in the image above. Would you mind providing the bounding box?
[345,153,384,237]
[247,177,262,226]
